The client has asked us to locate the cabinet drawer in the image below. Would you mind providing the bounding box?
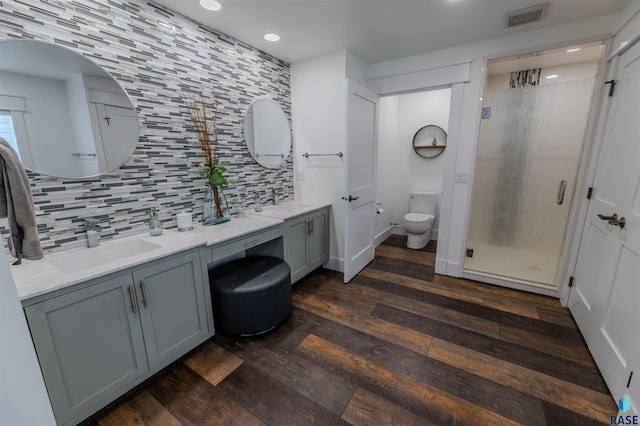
[208,225,282,261]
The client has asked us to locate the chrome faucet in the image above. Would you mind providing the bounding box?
[84,218,100,247]
[271,188,279,205]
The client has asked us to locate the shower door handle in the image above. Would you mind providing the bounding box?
[557,180,567,205]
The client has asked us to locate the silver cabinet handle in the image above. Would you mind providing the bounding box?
[308,220,314,235]
[128,285,137,314]
[557,180,567,205]
[139,280,149,308]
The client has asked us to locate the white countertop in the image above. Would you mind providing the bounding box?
[11,215,283,302]
[246,200,332,220]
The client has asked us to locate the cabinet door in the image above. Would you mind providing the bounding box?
[24,274,148,425]
[308,208,329,270]
[132,251,209,370]
[284,215,310,283]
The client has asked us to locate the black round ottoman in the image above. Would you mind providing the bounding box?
[208,256,292,336]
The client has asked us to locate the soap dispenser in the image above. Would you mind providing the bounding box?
[149,208,163,236]
[254,194,263,212]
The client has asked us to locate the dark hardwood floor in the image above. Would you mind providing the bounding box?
[85,235,616,425]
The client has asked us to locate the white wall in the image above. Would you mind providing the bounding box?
[66,74,99,176]
[613,0,640,53]
[291,51,349,269]
[375,95,399,242]
[366,14,620,277]
[375,88,451,241]
[0,250,56,425]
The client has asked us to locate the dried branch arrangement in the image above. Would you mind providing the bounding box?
[183,95,232,221]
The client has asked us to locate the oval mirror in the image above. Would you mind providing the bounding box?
[0,40,139,178]
[243,99,291,169]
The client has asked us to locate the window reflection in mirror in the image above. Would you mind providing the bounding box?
[0,110,20,160]
[244,99,291,169]
[0,40,139,178]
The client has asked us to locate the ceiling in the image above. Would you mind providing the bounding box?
[487,40,605,75]
[153,0,631,65]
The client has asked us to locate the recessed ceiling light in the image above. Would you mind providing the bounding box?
[200,0,221,11]
[545,74,559,79]
[264,33,280,42]
[566,48,581,53]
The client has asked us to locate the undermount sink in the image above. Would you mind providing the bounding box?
[49,239,163,274]
[265,202,311,212]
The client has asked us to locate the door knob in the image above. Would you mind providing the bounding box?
[609,217,626,229]
[341,195,360,202]
[597,213,618,221]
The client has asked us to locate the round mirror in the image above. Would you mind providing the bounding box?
[243,99,291,168]
[0,40,139,178]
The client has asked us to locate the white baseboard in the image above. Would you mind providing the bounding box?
[446,261,461,277]
[323,257,344,273]
[462,270,558,297]
[392,228,407,236]
[435,258,448,275]
[375,226,393,246]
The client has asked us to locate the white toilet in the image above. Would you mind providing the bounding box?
[404,191,437,249]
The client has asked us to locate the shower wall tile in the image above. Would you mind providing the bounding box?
[0,0,293,254]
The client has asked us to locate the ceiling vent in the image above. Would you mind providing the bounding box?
[506,3,548,28]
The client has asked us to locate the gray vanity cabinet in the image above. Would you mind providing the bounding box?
[284,207,329,283]
[132,251,209,369]
[23,250,210,426]
[24,273,148,425]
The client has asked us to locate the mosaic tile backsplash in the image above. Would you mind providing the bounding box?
[0,0,293,254]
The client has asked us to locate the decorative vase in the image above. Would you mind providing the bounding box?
[202,184,230,225]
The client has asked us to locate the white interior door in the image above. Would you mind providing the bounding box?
[569,41,640,411]
[344,80,378,283]
[96,104,138,171]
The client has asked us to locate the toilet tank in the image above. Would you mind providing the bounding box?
[409,191,438,215]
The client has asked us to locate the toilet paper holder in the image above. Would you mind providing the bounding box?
[376,203,384,215]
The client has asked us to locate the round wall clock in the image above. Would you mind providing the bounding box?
[412,124,447,158]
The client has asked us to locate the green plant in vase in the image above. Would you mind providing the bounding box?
[184,95,234,225]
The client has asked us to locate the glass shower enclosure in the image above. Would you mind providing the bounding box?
[465,53,599,288]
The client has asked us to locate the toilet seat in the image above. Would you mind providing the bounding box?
[404,213,433,223]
